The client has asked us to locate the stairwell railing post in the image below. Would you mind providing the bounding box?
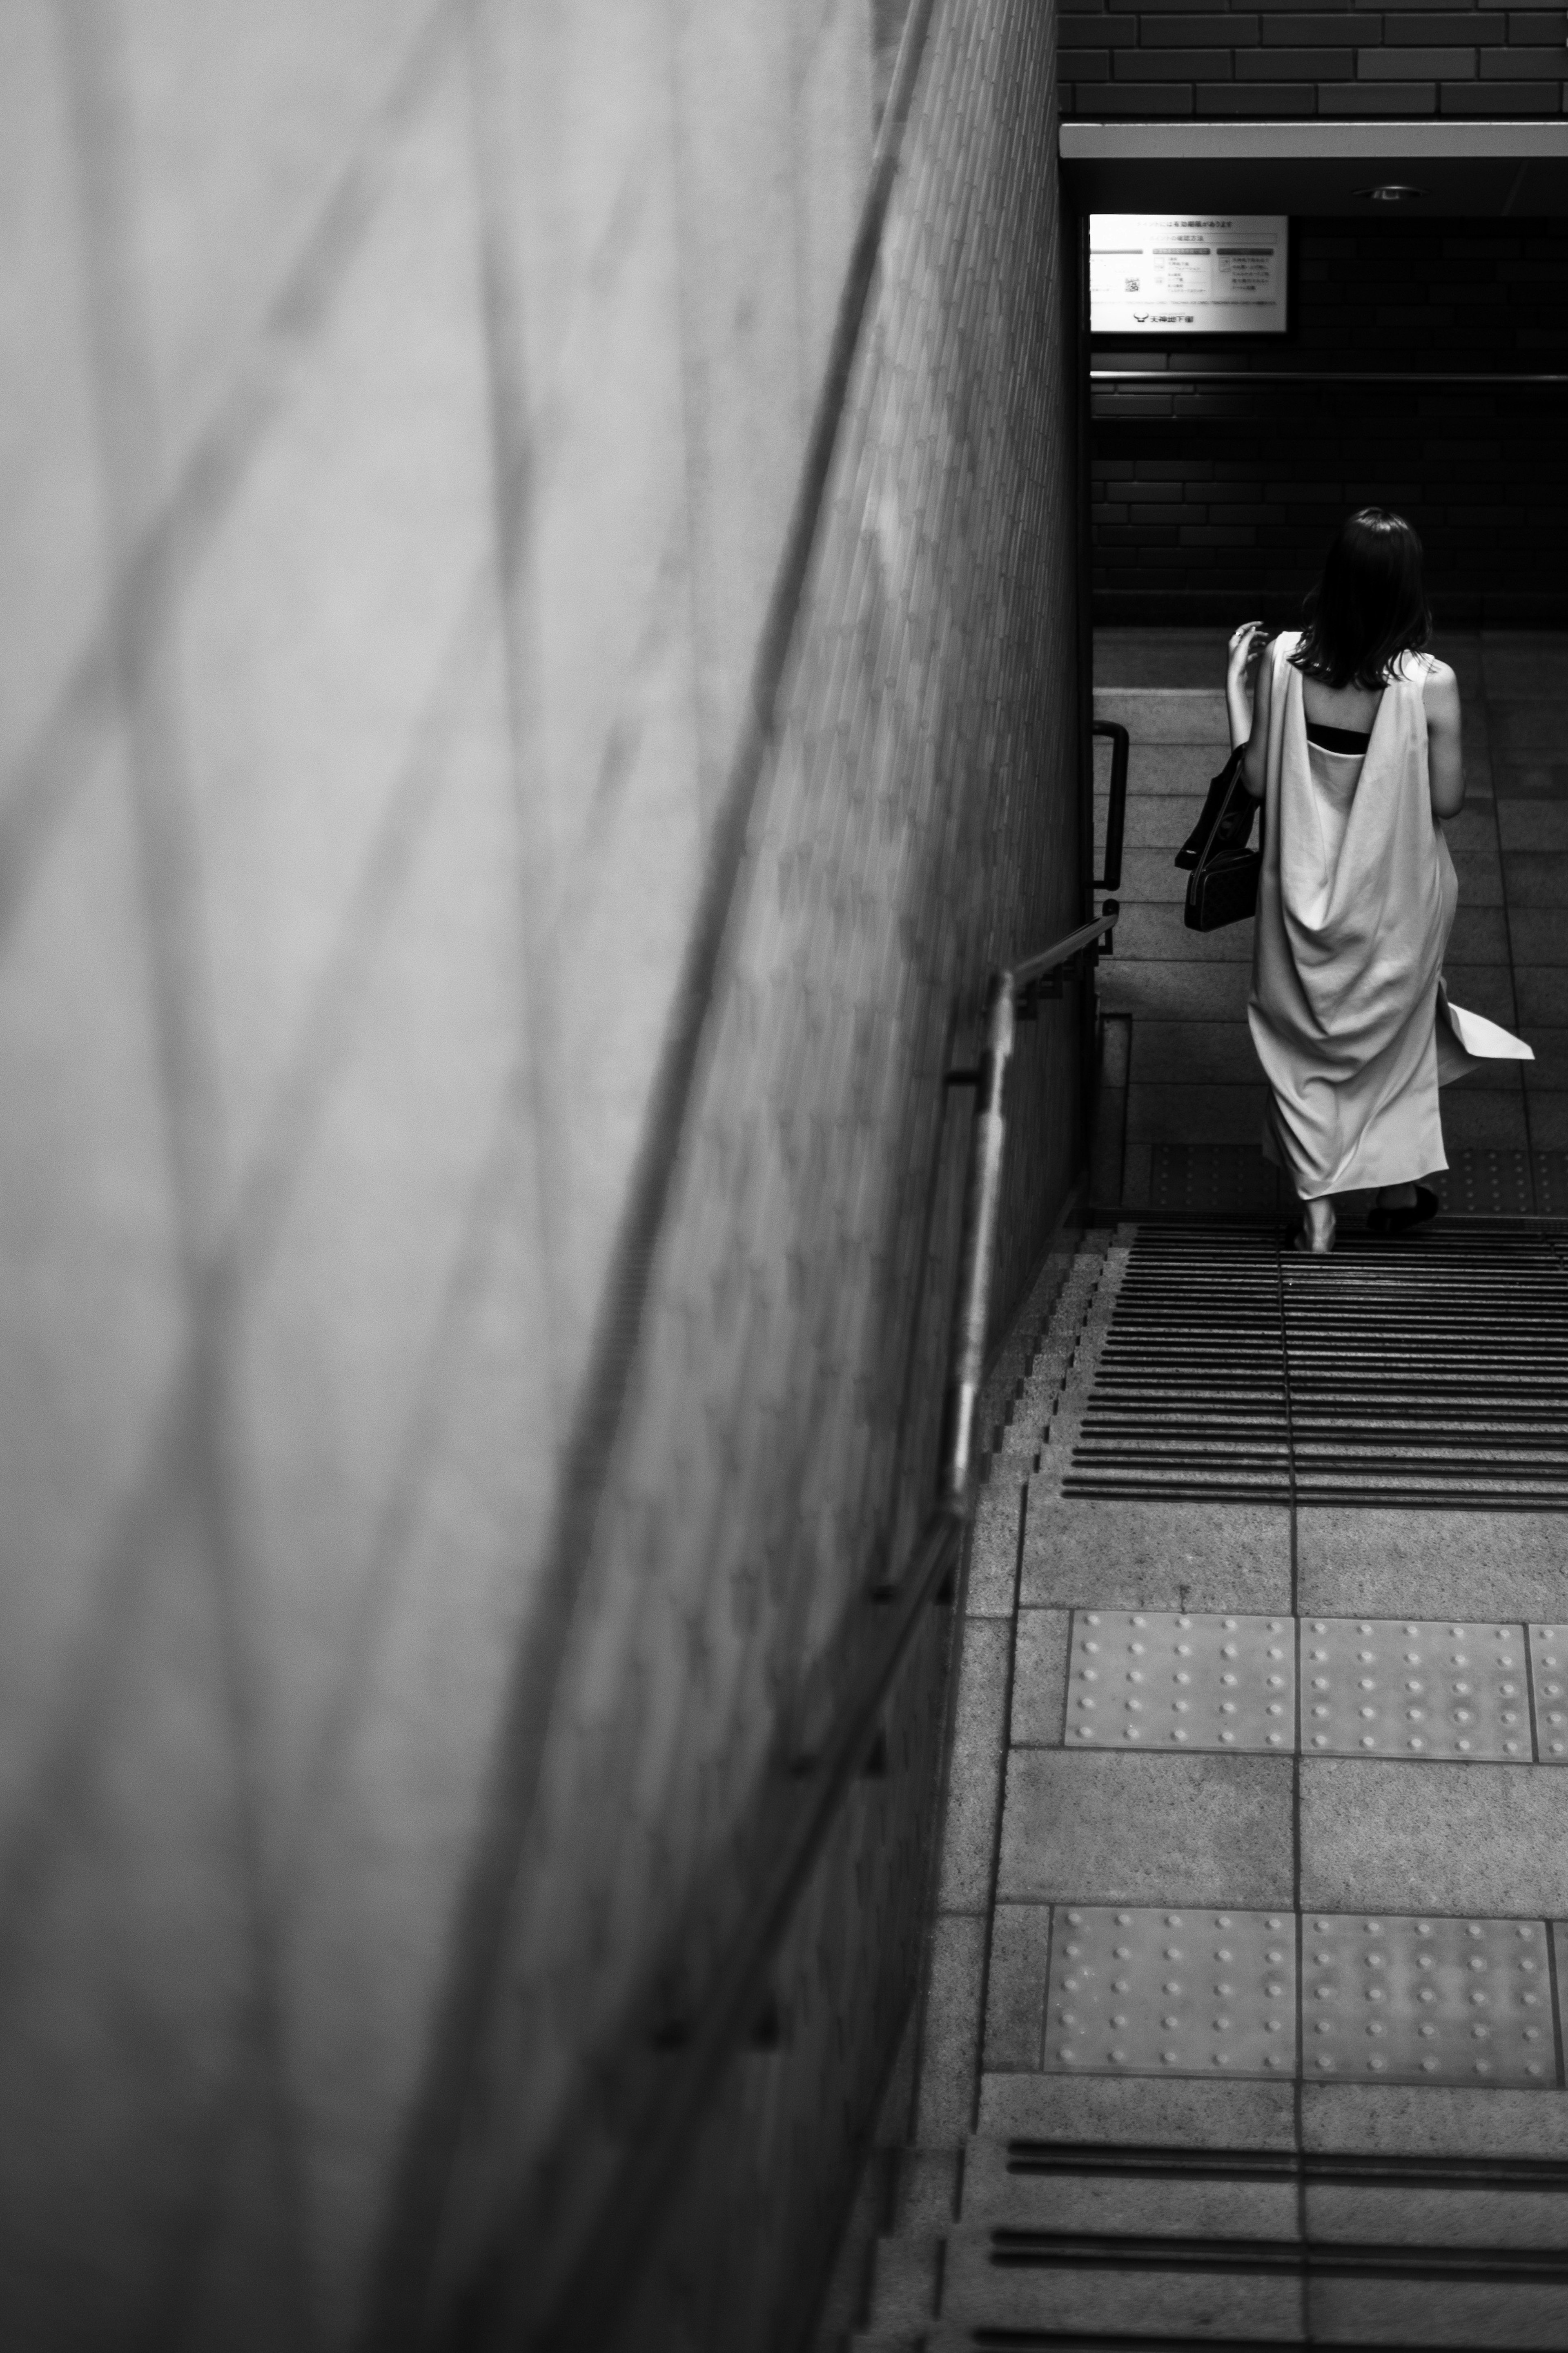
[938,971,1016,1513]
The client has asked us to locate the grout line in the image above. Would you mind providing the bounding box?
[1550,1920,1568,2093]
[1525,1619,1543,1765]
[1479,654,1537,1210]
[973,1474,1031,2131]
[1277,1222,1310,2322]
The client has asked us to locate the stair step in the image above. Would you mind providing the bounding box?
[929,2218,1568,2347]
[959,2136,1297,2240]
[940,2226,1303,2339]
[864,2233,942,2332]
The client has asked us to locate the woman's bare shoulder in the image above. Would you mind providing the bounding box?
[1417,655,1461,707]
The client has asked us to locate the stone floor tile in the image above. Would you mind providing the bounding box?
[1091,685,1230,743]
[1509,909,1568,967]
[1127,1081,1267,1146]
[1064,1610,1295,1754]
[1101,738,1231,794]
[1301,2083,1568,2159]
[1129,1020,1258,1088]
[1113,901,1254,962]
[1442,1086,1530,1147]
[1115,846,1194,906]
[1297,1508,1568,1624]
[1449,904,1512,962]
[1095,959,1253,1019]
[1300,1617,1531,1762]
[963,2139,1299,2237]
[1095,791,1193,850]
[979,2068,1299,2147]
[1301,1913,1553,2088]
[1000,1751,1294,1909]
[1300,1762,1568,1919]
[1307,2275,1568,2348]
[1531,1626,1568,1761]
[1307,2182,1568,2248]
[942,2241,1307,2340]
[983,1905,1051,2070]
[1504,852,1568,909]
[915,1914,987,2147]
[937,1619,1012,1913]
[1528,1092,1568,1149]
[964,1479,1025,1619]
[1022,1498,1292,1614]
[1500,803,1568,854]
[895,2148,960,2232]
[1443,962,1523,1026]
[1042,1903,1296,2081]
[1009,1610,1071,1746]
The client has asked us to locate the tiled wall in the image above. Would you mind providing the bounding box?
[1061,0,1568,117]
[0,0,1080,2347]
[1092,219,1568,622]
[432,0,1085,2339]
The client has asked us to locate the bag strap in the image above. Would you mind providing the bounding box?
[1192,745,1249,875]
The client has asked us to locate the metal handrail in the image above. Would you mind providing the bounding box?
[1013,902,1120,992]
[1092,719,1128,894]
[535,902,1119,2349]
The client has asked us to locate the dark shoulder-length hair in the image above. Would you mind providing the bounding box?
[1291,508,1433,689]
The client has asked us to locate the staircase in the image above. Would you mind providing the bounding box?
[843,1220,1568,2352]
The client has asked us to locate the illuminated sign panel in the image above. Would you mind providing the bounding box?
[1091,215,1289,335]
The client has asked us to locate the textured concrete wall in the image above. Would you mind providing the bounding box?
[1,0,1080,2345]
[1061,0,1568,118]
[1093,219,1568,624]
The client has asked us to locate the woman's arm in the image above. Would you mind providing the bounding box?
[1423,658,1465,819]
[1226,620,1265,747]
[1240,633,1272,800]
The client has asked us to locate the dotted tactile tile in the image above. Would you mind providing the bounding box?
[1044,1906,1297,2078]
[1530,1627,1568,1761]
[1303,1915,1555,2085]
[1300,1619,1529,1758]
[1065,1613,1295,1750]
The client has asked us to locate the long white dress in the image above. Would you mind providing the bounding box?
[1247,633,1527,1201]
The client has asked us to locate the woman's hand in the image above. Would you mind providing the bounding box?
[1227,620,1267,749]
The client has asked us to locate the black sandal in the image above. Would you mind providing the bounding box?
[1368,1184,1439,1236]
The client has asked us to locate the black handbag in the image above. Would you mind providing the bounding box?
[1182,746,1262,932]
[1175,743,1257,869]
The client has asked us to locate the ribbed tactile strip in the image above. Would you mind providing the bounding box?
[1065,1613,1295,1750]
[1063,1230,1288,1502]
[1064,1225,1568,1509]
[1302,1914,1554,2085]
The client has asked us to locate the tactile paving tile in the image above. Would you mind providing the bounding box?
[1044,1905,1297,2078]
[1065,1613,1295,1750]
[1530,1627,1568,1761]
[1300,1619,1529,1758]
[1302,1915,1555,2084]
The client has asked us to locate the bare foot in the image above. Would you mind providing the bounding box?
[1301,1200,1336,1254]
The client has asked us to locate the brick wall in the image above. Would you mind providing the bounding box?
[1093,217,1568,622]
[1062,0,1568,118]
[0,0,1081,2348]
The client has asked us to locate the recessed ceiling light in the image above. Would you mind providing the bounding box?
[1357,184,1425,202]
